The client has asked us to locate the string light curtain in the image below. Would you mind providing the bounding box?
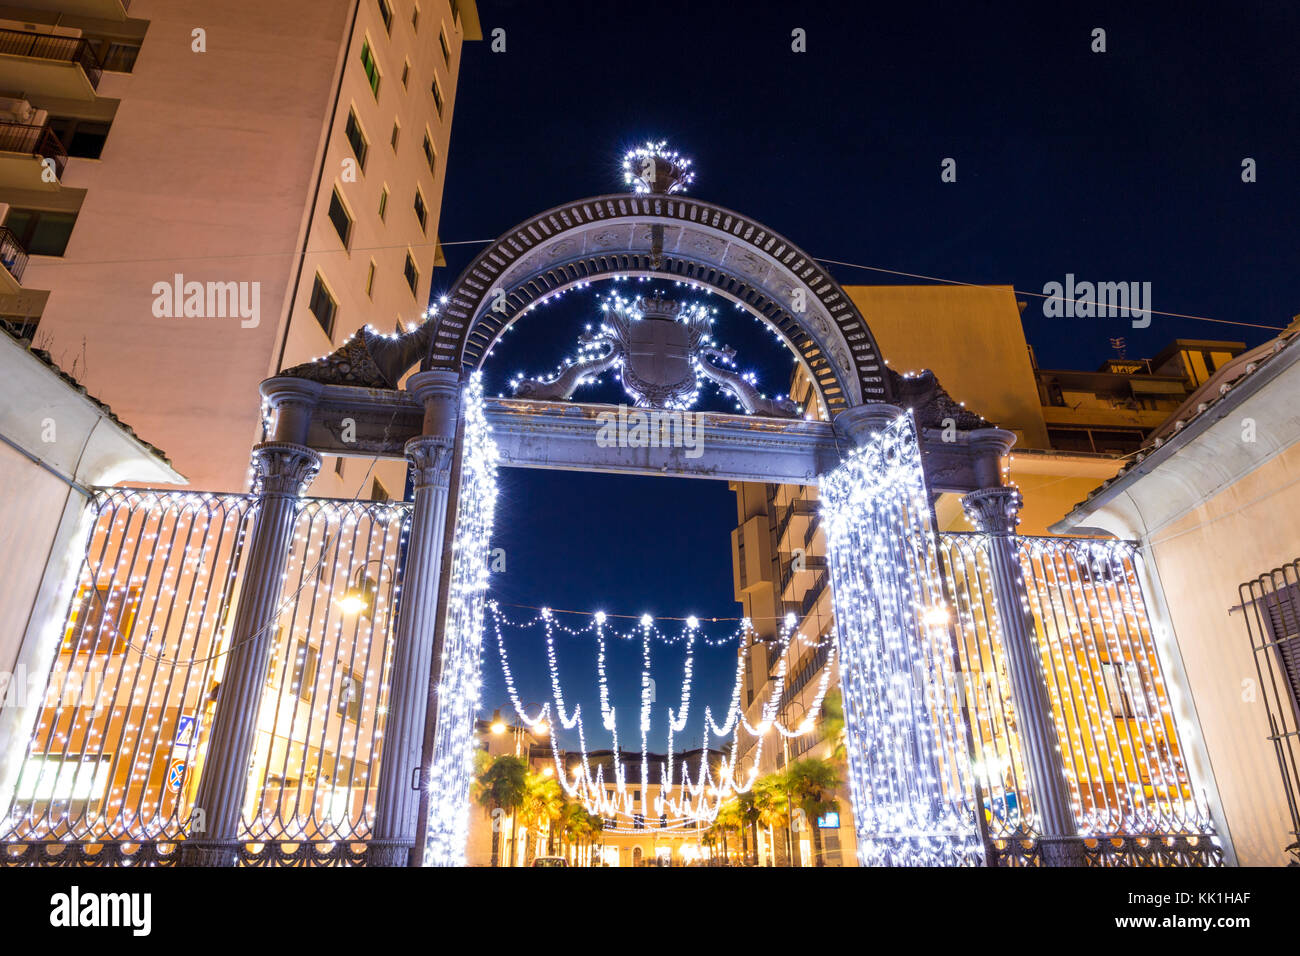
[425,374,499,867]
[820,413,985,867]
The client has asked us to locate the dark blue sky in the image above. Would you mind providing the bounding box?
[431,1,1299,751]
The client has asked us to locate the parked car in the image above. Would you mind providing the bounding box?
[532,856,568,867]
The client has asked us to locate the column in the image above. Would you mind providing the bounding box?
[961,431,1083,866]
[369,370,460,866]
[179,441,320,866]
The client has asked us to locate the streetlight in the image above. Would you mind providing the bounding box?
[337,560,396,617]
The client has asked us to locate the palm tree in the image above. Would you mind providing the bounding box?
[734,788,760,864]
[474,753,528,866]
[750,775,791,865]
[520,771,564,864]
[713,799,744,866]
[560,800,588,864]
[586,811,604,866]
[821,689,847,766]
[783,757,842,865]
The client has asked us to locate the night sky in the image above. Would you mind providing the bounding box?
[429,1,1299,752]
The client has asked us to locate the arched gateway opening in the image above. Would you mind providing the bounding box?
[0,144,1221,868]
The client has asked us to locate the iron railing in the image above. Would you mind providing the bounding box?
[0,121,68,178]
[0,226,29,282]
[0,27,104,90]
[1237,559,1300,863]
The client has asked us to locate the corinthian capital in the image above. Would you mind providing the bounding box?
[406,435,456,490]
[961,486,1022,535]
[251,442,321,496]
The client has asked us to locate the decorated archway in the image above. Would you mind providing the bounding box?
[0,141,1221,870]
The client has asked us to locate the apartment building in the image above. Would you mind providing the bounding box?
[727,283,1246,864]
[0,0,480,495]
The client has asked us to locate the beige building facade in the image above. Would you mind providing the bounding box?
[0,0,479,495]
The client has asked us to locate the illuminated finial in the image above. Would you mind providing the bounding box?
[622,140,695,194]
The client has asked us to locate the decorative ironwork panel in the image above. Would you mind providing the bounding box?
[1,489,412,865]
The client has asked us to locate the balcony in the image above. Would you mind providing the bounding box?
[0,121,67,189]
[13,1,132,21]
[0,226,30,292]
[0,28,104,102]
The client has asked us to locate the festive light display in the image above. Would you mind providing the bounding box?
[425,374,499,867]
[485,603,833,825]
[819,413,985,866]
[622,140,695,194]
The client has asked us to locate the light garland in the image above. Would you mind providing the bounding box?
[425,373,499,866]
[820,412,985,866]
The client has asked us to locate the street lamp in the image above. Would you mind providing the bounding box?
[337,560,395,617]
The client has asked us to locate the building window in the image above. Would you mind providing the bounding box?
[63,585,140,655]
[422,133,437,175]
[370,478,389,502]
[327,189,352,247]
[360,39,381,98]
[334,457,345,477]
[400,60,410,88]
[1100,660,1138,718]
[378,185,389,221]
[1248,579,1300,717]
[344,109,368,170]
[308,274,337,337]
[4,208,77,257]
[390,120,400,151]
[439,28,451,66]
[431,76,444,117]
[403,252,419,295]
[412,3,420,32]
[337,673,363,722]
[47,118,112,159]
[365,260,376,299]
[290,642,319,700]
[376,0,393,34]
[413,189,428,232]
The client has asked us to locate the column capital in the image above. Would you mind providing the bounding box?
[833,402,904,448]
[961,485,1022,535]
[405,434,456,490]
[250,441,321,497]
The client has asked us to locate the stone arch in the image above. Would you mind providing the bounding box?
[425,193,893,414]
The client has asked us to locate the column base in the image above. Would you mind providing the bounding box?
[177,842,239,867]
[1039,837,1087,867]
[367,843,417,867]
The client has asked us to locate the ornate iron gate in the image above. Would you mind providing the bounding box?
[1,489,411,866]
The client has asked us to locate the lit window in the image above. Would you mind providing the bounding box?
[403,252,419,295]
[328,189,352,247]
[309,274,337,336]
[360,39,381,98]
[14,755,111,808]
